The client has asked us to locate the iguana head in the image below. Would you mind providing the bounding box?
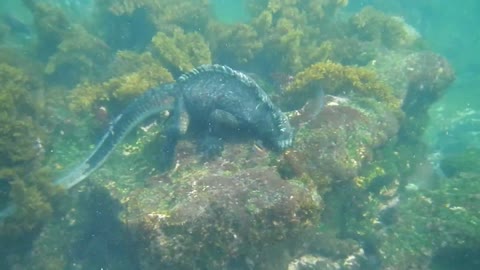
[256,105,293,152]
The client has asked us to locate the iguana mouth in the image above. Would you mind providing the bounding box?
[276,137,293,150]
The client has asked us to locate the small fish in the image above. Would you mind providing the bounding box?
[303,88,325,120]
[287,88,325,126]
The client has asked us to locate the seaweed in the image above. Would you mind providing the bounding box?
[287,61,400,108]
[150,28,211,73]
[349,6,421,49]
[0,63,61,243]
[68,51,173,113]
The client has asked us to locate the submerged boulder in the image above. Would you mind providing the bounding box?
[131,163,322,270]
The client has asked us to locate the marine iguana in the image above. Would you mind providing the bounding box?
[0,64,293,218]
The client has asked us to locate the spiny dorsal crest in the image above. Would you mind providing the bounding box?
[178,64,275,111]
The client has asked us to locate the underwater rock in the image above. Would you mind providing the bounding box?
[132,165,322,270]
[18,138,322,270]
[402,52,455,114]
[357,170,480,270]
[370,50,454,143]
[349,6,422,49]
[370,51,454,114]
[281,95,400,190]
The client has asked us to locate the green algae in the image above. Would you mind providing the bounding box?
[0,1,464,269]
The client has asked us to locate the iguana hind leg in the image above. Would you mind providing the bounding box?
[159,97,188,169]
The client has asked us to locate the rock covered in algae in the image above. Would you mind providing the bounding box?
[131,160,323,269]
[281,95,400,191]
[335,52,457,270]
[286,60,400,109]
[370,51,454,108]
[350,169,480,270]
[402,52,455,114]
[130,141,321,270]
[370,50,454,141]
[13,136,322,270]
[349,6,422,49]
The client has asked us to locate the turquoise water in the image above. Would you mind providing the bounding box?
[350,0,480,147]
[0,1,478,269]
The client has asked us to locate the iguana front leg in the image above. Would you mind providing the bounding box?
[198,109,241,159]
[160,97,188,169]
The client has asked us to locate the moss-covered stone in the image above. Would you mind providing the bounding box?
[349,6,421,49]
[353,171,480,269]
[133,166,322,270]
[287,61,400,109]
[281,96,400,192]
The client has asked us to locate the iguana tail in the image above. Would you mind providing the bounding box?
[0,84,176,221]
[55,83,176,189]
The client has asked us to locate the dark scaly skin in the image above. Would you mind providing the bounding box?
[162,64,293,165]
[0,65,293,219]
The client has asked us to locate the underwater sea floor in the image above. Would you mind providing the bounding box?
[0,1,479,270]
